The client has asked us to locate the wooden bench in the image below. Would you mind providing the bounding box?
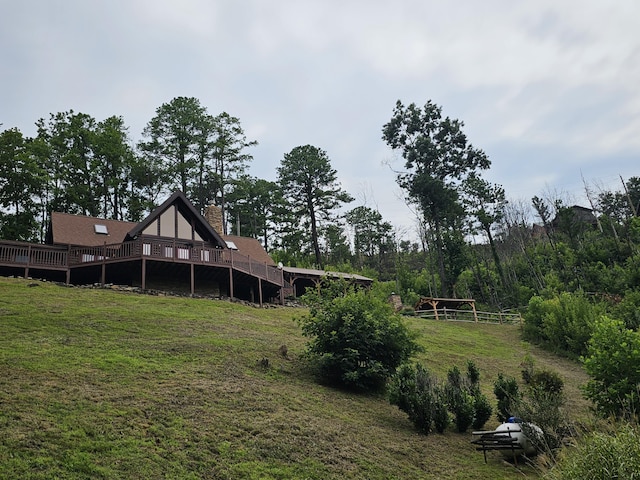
[471,427,522,465]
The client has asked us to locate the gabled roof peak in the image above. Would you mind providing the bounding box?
[126,191,227,247]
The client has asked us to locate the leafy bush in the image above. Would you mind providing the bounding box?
[514,387,567,455]
[582,316,640,418]
[472,393,493,430]
[453,391,475,433]
[494,373,520,422]
[299,282,419,392]
[612,289,640,330]
[524,293,601,357]
[391,361,491,434]
[545,423,640,480]
[445,363,489,432]
[529,369,564,396]
[433,388,450,434]
[388,363,438,434]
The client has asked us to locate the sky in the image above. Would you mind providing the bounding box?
[2,0,639,239]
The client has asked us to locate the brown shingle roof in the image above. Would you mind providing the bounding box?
[49,212,137,247]
[222,235,275,266]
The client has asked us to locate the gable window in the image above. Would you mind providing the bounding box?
[94,224,108,235]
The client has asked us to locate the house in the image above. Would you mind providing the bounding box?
[551,205,598,230]
[0,192,284,305]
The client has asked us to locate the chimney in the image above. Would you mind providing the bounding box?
[204,204,224,234]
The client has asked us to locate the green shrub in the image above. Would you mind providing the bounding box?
[472,393,493,430]
[453,391,475,433]
[524,293,601,358]
[392,361,492,434]
[299,282,419,392]
[388,364,437,434]
[582,316,640,418]
[494,373,520,422]
[529,369,564,395]
[545,423,640,480]
[433,387,450,434]
[515,388,567,455]
[612,289,640,330]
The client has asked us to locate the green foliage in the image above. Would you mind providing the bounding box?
[545,423,640,480]
[528,369,564,396]
[277,145,354,267]
[515,388,567,455]
[391,360,492,435]
[299,283,419,392]
[472,393,493,430]
[388,363,438,434]
[433,388,451,433]
[524,292,602,358]
[453,391,475,433]
[582,316,640,419]
[382,99,490,297]
[494,373,520,422]
[612,290,640,330]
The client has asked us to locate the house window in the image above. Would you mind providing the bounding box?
[225,241,238,250]
[143,243,151,256]
[177,248,189,260]
[201,249,210,262]
[164,246,173,258]
[94,224,108,235]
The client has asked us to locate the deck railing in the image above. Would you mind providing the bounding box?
[0,238,283,286]
[0,241,68,270]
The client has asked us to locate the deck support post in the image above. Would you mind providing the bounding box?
[190,263,195,296]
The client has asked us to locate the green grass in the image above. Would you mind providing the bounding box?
[0,277,590,479]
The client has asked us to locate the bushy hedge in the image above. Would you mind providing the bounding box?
[389,360,492,435]
[524,292,603,357]
[582,316,640,419]
[298,281,419,392]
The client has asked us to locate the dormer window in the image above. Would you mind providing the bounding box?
[94,224,108,235]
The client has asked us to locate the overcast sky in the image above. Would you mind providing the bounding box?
[2,1,639,238]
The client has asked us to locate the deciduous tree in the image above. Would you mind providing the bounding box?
[382,100,490,296]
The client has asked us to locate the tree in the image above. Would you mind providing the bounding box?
[35,111,102,217]
[277,145,354,267]
[226,175,282,250]
[208,112,257,233]
[138,96,210,201]
[345,205,394,270]
[92,116,136,220]
[382,100,490,296]
[463,174,507,284]
[0,128,43,241]
[299,280,419,392]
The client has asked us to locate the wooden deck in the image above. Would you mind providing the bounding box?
[0,238,284,303]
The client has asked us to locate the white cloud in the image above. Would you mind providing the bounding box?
[1,0,639,237]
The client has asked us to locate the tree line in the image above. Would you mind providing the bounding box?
[2,97,639,312]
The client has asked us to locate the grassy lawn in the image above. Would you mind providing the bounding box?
[0,277,589,479]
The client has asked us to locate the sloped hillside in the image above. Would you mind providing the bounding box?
[0,277,589,479]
